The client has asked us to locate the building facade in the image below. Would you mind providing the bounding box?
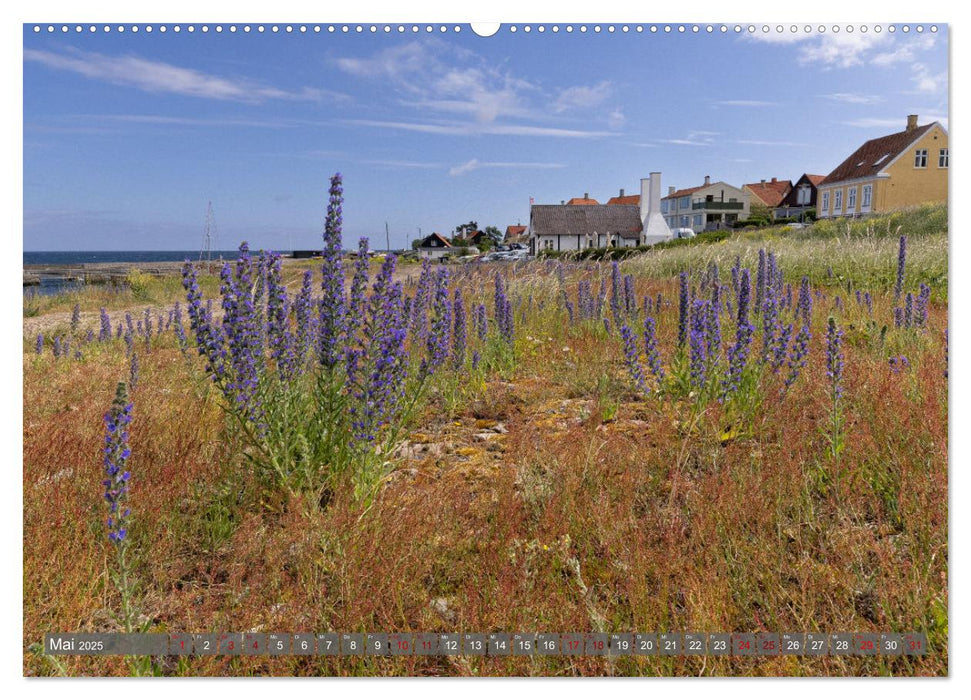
[817,115,948,219]
[775,174,824,220]
[661,176,751,233]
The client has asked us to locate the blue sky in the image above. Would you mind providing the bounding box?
[23,23,948,251]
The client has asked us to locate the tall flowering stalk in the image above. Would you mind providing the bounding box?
[102,382,135,627]
[318,174,346,368]
[293,269,315,367]
[689,299,710,391]
[677,271,689,349]
[797,276,813,327]
[35,333,43,355]
[452,289,467,369]
[345,237,371,350]
[182,261,226,382]
[895,235,907,302]
[71,303,81,334]
[99,308,112,342]
[220,246,264,431]
[620,323,650,396]
[643,315,665,383]
[266,251,297,380]
[825,316,846,463]
[783,325,811,393]
[724,268,754,397]
[423,267,452,374]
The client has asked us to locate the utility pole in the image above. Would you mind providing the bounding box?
[385,221,390,253]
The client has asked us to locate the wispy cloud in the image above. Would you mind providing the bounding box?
[820,93,885,104]
[24,47,347,103]
[738,139,810,147]
[842,115,948,129]
[344,118,611,139]
[70,113,298,129]
[360,159,442,169]
[661,130,718,147]
[910,63,947,94]
[335,40,622,133]
[448,159,565,177]
[554,81,613,112]
[713,99,776,107]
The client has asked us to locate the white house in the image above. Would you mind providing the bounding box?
[417,232,454,260]
[528,172,673,254]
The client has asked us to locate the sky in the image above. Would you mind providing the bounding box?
[22,23,949,251]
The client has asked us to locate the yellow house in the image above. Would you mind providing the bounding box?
[817,115,948,219]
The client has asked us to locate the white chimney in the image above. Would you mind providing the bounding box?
[704,175,711,186]
[640,177,651,221]
[641,172,673,245]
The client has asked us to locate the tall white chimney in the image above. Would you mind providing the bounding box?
[640,177,651,221]
[641,171,673,245]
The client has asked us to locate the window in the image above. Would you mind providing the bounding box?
[797,185,811,205]
[680,215,689,227]
[915,149,928,168]
[862,184,872,209]
[661,200,669,213]
[680,196,690,209]
[939,148,949,168]
[833,189,842,213]
[543,239,554,250]
[821,191,830,212]
[847,187,857,211]
[693,214,703,227]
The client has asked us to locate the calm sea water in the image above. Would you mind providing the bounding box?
[23,250,282,296]
[24,250,259,265]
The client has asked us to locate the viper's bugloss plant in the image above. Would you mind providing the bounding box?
[99,308,112,342]
[895,235,907,301]
[824,316,846,464]
[180,175,430,505]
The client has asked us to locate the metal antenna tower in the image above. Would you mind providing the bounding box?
[201,201,216,269]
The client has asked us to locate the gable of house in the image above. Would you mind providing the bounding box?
[419,233,452,248]
[820,122,937,186]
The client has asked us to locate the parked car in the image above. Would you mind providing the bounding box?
[673,228,696,239]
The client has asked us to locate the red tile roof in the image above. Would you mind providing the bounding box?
[504,225,527,240]
[820,123,938,185]
[743,178,793,207]
[661,185,704,200]
[566,196,600,205]
[606,194,641,205]
[805,174,826,186]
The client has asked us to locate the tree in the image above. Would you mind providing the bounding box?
[454,221,478,242]
[748,201,772,223]
[484,225,502,245]
[411,238,421,250]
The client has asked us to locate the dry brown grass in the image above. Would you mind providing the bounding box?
[23,254,947,677]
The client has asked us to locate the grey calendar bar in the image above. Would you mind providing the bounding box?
[42,632,930,657]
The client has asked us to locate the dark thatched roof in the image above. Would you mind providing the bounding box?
[529,204,642,239]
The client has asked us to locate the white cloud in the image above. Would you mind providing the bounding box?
[334,40,624,134]
[449,159,565,177]
[662,130,718,147]
[843,115,949,129]
[24,47,344,103]
[360,159,442,169]
[738,139,810,147]
[911,63,947,94]
[820,93,885,104]
[713,100,776,107]
[344,118,611,139]
[554,81,613,112]
[606,109,626,129]
[797,33,890,68]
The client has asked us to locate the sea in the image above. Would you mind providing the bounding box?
[23,250,274,296]
[24,250,259,266]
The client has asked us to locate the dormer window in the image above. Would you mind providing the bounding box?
[873,153,890,166]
